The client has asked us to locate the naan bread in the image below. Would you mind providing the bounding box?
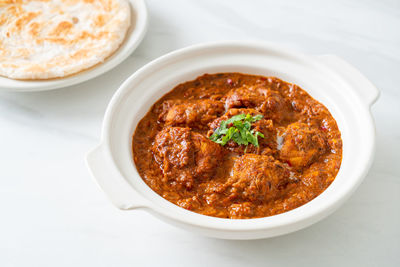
[0,0,131,80]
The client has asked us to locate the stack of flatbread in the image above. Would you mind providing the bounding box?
[0,0,131,80]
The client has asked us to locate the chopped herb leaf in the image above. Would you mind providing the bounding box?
[209,113,265,147]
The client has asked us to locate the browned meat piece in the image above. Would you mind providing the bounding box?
[208,108,276,154]
[224,85,289,122]
[159,99,225,129]
[152,127,224,189]
[259,90,290,122]
[152,127,193,188]
[191,131,225,178]
[225,85,269,109]
[226,154,290,202]
[280,122,327,169]
[155,99,183,122]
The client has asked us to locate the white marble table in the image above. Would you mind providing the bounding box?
[1,0,399,266]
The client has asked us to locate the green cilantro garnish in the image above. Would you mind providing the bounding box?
[209,114,265,147]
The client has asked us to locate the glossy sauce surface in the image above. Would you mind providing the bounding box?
[133,73,342,219]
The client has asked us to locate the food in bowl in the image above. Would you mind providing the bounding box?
[0,0,130,80]
[132,72,342,219]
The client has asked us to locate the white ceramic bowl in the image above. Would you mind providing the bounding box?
[86,41,379,240]
[0,0,148,92]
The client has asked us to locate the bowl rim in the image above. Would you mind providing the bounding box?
[0,0,148,92]
[95,41,378,234]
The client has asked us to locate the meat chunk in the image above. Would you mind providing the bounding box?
[152,127,224,189]
[155,99,183,122]
[259,90,289,122]
[224,85,289,122]
[226,154,290,202]
[280,122,327,169]
[160,99,225,129]
[152,127,193,188]
[191,131,225,178]
[225,85,269,109]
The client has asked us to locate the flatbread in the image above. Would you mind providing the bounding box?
[0,0,131,80]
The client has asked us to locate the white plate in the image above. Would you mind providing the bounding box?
[0,0,148,93]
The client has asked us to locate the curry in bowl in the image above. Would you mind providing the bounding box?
[132,73,342,219]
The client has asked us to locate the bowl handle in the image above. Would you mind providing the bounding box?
[316,55,380,106]
[86,145,149,210]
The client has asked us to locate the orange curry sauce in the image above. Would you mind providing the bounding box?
[132,73,342,219]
